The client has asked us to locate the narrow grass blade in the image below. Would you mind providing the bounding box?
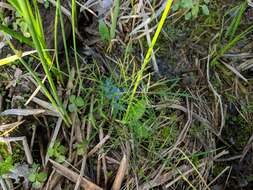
[110,0,120,40]
[0,50,37,66]
[212,24,253,65]
[71,0,81,81]
[225,2,247,40]
[54,0,63,83]
[124,0,174,120]
[57,0,71,78]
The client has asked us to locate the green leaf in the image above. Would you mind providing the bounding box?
[181,0,193,9]
[68,103,77,112]
[185,12,192,20]
[28,173,36,182]
[201,5,209,15]
[75,140,88,155]
[69,95,76,103]
[47,148,54,157]
[172,2,180,11]
[135,124,149,139]
[75,96,85,107]
[99,20,110,42]
[32,181,42,189]
[44,0,49,9]
[58,145,67,154]
[130,121,149,139]
[225,3,247,40]
[0,156,14,176]
[56,155,65,163]
[191,5,199,19]
[204,0,210,4]
[37,172,47,182]
[128,99,146,121]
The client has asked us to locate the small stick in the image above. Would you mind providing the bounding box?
[99,128,108,187]
[87,135,110,157]
[50,159,103,190]
[74,96,94,190]
[112,154,128,190]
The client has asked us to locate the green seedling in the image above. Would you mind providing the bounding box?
[98,0,120,43]
[47,141,67,163]
[225,2,247,40]
[127,99,149,139]
[127,99,146,122]
[124,0,173,120]
[98,0,119,44]
[99,20,110,43]
[0,156,14,176]
[110,0,120,40]
[28,164,47,189]
[74,140,88,155]
[173,0,210,20]
[44,0,50,9]
[68,95,85,112]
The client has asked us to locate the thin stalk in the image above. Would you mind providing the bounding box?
[57,0,71,79]
[124,0,173,121]
[71,0,81,82]
[54,0,63,83]
[110,0,120,40]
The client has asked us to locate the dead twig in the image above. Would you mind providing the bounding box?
[112,154,128,190]
[49,159,103,190]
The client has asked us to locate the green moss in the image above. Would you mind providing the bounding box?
[224,114,252,150]
[0,142,9,159]
[213,164,226,177]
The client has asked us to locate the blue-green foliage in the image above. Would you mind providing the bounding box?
[102,78,126,112]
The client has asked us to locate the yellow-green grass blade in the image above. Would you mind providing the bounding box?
[124,0,174,120]
[0,50,37,66]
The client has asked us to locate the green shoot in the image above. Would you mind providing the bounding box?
[28,164,47,189]
[71,0,81,82]
[57,0,71,79]
[47,141,67,163]
[99,19,110,43]
[110,0,120,40]
[0,156,14,176]
[225,2,247,40]
[124,0,173,120]
[172,0,210,20]
[54,0,63,83]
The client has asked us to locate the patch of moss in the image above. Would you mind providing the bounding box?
[224,113,252,150]
[213,164,226,177]
[0,142,9,159]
